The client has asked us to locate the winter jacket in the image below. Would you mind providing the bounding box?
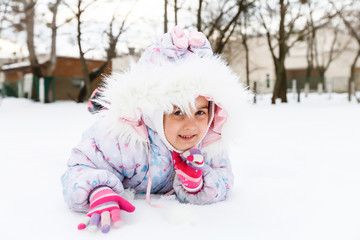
[61,56,249,212]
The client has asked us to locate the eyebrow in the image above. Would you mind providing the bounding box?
[197,105,209,110]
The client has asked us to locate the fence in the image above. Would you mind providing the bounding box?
[252,75,360,103]
[2,77,55,102]
[251,75,359,93]
[1,75,85,102]
[287,76,325,90]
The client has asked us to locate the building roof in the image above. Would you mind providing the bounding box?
[1,55,107,71]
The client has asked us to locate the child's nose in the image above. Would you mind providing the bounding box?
[183,116,197,130]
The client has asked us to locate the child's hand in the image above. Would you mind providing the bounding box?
[87,88,104,114]
[172,148,204,193]
[77,186,135,233]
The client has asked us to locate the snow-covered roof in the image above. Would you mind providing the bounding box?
[1,53,49,71]
[1,61,31,70]
[1,54,107,71]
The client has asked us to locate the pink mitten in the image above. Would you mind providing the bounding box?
[87,88,103,114]
[172,149,204,193]
[77,186,135,233]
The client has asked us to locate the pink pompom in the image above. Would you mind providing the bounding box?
[77,223,86,230]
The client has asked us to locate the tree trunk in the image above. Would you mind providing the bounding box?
[348,50,360,101]
[305,65,312,82]
[25,0,43,100]
[240,32,250,87]
[77,53,91,102]
[271,0,288,103]
[279,65,288,102]
[76,1,130,103]
[77,61,109,102]
[271,61,280,104]
[277,38,288,102]
[271,58,288,103]
[77,51,91,102]
[174,0,178,26]
[76,2,91,102]
[46,0,61,77]
[164,0,168,33]
[244,40,250,87]
[305,30,314,86]
[197,0,203,31]
[240,7,250,87]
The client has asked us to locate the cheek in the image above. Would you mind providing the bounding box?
[199,119,209,135]
[164,118,177,141]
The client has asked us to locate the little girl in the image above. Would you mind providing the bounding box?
[61,26,249,233]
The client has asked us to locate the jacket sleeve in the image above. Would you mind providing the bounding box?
[61,125,126,213]
[173,151,234,205]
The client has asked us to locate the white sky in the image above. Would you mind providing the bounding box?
[0,0,355,60]
[0,0,178,59]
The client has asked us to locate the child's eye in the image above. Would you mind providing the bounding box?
[173,110,184,116]
[196,110,207,115]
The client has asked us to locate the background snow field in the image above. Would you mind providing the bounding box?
[0,93,359,240]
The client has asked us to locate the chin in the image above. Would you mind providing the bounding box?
[176,144,195,151]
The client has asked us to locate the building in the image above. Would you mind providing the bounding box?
[1,55,110,101]
[223,28,360,94]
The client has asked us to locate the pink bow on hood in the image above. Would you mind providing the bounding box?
[138,25,213,65]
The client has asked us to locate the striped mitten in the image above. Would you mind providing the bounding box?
[172,149,204,193]
[77,186,135,233]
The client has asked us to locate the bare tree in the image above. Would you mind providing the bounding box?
[164,0,251,54]
[335,1,360,102]
[70,0,96,101]
[174,0,178,25]
[24,0,42,80]
[76,3,133,102]
[238,0,256,87]
[65,0,120,102]
[2,0,63,76]
[0,0,12,36]
[172,0,186,26]
[198,0,251,54]
[65,0,134,102]
[313,24,348,91]
[21,0,45,100]
[46,0,62,77]
[2,0,63,101]
[258,0,307,104]
[162,0,186,29]
[304,1,317,87]
[164,0,168,33]
[303,1,339,93]
[197,0,203,31]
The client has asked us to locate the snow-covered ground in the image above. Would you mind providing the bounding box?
[0,93,359,240]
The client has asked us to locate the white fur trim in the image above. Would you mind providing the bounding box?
[202,139,226,161]
[98,56,252,156]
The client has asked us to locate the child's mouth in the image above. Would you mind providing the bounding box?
[179,135,196,141]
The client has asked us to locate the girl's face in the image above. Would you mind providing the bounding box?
[163,96,210,151]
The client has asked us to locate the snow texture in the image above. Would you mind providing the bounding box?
[0,93,359,240]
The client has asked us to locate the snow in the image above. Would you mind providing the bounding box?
[0,93,359,240]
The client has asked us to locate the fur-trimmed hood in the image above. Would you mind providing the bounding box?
[96,55,251,157]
